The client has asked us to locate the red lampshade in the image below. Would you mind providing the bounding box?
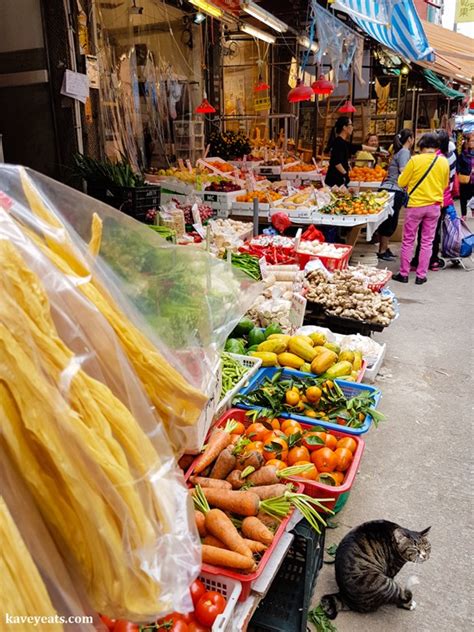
[312,75,334,95]
[254,79,270,92]
[195,98,216,114]
[288,79,313,103]
[469,100,474,111]
[339,99,356,113]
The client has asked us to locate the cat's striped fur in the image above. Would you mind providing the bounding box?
[321,520,431,619]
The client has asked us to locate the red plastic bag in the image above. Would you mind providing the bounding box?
[301,225,325,242]
[271,212,291,233]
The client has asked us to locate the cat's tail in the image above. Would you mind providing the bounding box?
[320,593,344,620]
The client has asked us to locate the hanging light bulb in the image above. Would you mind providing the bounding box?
[288,78,313,103]
[339,99,356,113]
[195,95,216,114]
[312,75,334,95]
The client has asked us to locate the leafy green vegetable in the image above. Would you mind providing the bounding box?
[308,605,338,632]
[73,153,145,188]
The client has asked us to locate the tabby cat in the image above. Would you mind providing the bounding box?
[321,520,431,619]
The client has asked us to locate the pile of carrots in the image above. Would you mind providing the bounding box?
[188,420,333,574]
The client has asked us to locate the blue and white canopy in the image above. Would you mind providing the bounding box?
[331,0,435,62]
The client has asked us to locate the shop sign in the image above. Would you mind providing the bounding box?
[456,0,474,23]
[254,96,271,111]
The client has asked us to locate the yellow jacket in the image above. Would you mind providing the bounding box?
[398,152,449,207]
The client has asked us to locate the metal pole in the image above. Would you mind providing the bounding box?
[253,198,259,237]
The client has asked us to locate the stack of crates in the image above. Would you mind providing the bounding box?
[249,520,326,632]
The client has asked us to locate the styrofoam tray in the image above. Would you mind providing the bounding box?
[216,353,262,415]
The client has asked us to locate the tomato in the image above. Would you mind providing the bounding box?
[181,613,197,624]
[232,421,246,435]
[292,460,318,480]
[265,458,287,471]
[285,390,300,406]
[305,386,322,403]
[337,437,357,454]
[244,440,264,454]
[187,622,210,632]
[263,437,288,462]
[156,614,188,632]
[190,578,206,607]
[195,591,227,627]
[287,445,310,465]
[302,431,326,452]
[245,422,267,442]
[312,447,337,472]
[324,433,338,451]
[113,621,139,632]
[99,615,115,631]
[334,448,353,472]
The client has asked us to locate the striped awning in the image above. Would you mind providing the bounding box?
[331,0,435,63]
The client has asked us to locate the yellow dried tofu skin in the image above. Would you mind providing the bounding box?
[0,497,63,632]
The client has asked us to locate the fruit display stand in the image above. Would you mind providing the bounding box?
[311,193,394,245]
[200,189,247,218]
[348,180,384,191]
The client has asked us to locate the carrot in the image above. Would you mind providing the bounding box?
[199,488,260,516]
[178,454,195,471]
[242,516,274,546]
[256,511,281,532]
[205,508,253,558]
[194,429,233,474]
[243,538,268,554]
[230,433,241,444]
[248,484,288,500]
[202,545,256,571]
[190,476,232,490]
[226,470,245,490]
[247,465,279,486]
[195,510,207,537]
[210,447,236,480]
[203,534,227,549]
[236,450,264,471]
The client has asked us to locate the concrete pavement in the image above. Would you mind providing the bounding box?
[312,219,474,632]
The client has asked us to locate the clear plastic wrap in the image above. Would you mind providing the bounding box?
[0,165,261,452]
[0,448,96,631]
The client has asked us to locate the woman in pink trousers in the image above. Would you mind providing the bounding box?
[393,133,449,285]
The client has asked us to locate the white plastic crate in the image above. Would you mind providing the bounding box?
[363,343,386,383]
[199,572,242,632]
[216,353,262,415]
[282,170,321,181]
[256,165,282,176]
[200,190,247,211]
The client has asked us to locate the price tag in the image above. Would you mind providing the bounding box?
[260,168,273,175]
[294,228,302,252]
[204,193,219,202]
[191,203,201,226]
[259,256,268,280]
[193,223,205,238]
[185,159,193,174]
[289,293,307,332]
[177,158,185,171]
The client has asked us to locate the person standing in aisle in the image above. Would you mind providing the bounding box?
[376,129,414,261]
[457,134,474,218]
[324,117,379,187]
[393,133,449,285]
[411,129,457,271]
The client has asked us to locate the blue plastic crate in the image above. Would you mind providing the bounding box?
[232,367,381,436]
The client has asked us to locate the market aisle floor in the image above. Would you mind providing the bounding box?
[313,220,474,632]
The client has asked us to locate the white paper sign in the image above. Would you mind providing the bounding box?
[289,293,307,332]
[61,69,89,103]
[193,223,205,238]
[85,55,99,89]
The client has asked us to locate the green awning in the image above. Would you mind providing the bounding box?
[423,69,465,100]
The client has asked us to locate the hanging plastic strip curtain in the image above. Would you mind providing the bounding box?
[330,0,435,62]
[311,2,364,86]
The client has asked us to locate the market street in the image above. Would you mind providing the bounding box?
[314,218,474,632]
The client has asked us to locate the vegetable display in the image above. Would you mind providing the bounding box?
[226,253,262,281]
[305,269,396,326]
[234,371,383,429]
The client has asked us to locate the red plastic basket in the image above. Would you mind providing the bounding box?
[197,409,365,515]
[367,270,392,292]
[295,243,352,271]
[185,439,303,601]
